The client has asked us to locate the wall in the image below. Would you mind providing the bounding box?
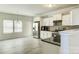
[0,13,33,40]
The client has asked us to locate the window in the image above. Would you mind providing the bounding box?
[3,20,13,33]
[3,20,22,34]
[14,20,22,32]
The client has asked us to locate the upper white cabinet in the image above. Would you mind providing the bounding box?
[42,18,46,26]
[42,17,53,26]
[49,17,54,26]
[71,8,79,25]
[56,14,62,20]
[41,7,79,26]
[62,8,79,26]
[42,18,49,26]
[41,14,62,26]
[53,14,57,20]
[62,14,72,25]
[53,14,62,20]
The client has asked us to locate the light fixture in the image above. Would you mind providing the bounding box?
[48,4,52,7]
[44,4,55,8]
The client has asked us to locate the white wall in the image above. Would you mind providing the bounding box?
[0,13,33,40]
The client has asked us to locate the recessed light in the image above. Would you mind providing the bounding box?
[44,4,56,8]
[48,4,52,7]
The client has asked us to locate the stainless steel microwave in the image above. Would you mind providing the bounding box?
[41,26,49,31]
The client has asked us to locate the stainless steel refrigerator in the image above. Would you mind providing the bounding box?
[33,21,40,38]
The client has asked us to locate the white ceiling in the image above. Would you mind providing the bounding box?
[0,4,77,16]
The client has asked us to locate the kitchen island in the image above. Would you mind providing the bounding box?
[59,29,79,54]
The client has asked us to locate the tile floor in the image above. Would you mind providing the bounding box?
[0,37,60,54]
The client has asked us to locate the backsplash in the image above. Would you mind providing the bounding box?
[50,25,79,32]
[41,25,79,32]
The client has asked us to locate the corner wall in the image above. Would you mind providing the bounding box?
[0,13,33,40]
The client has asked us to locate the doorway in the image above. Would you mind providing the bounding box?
[33,21,40,39]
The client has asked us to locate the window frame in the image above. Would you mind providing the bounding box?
[3,19,23,34]
[3,20,13,34]
[14,20,23,33]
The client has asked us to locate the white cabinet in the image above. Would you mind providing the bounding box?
[42,18,49,26]
[53,14,62,20]
[62,8,79,25]
[56,14,62,20]
[40,31,52,39]
[62,14,72,25]
[45,18,50,26]
[47,31,52,38]
[40,31,44,39]
[49,17,54,26]
[42,17,53,26]
[41,8,79,26]
[40,31,47,39]
[41,19,46,26]
[41,14,62,26]
[53,14,57,20]
[71,8,79,25]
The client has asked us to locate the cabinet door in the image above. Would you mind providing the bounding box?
[42,17,53,26]
[56,14,62,20]
[42,18,49,26]
[42,19,46,26]
[40,31,48,39]
[44,31,48,39]
[45,18,50,26]
[44,32,48,39]
[40,31,44,39]
[53,15,57,20]
[53,14,62,20]
[71,8,79,25]
[47,32,52,38]
[49,17,53,26]
[62,14,72,25]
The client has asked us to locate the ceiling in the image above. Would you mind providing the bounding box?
[0,4,77,16]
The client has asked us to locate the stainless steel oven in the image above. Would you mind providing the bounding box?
[52,32,60,43]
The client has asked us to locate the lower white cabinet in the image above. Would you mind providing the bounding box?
[40,31,52,39]
[40,31,44,39]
